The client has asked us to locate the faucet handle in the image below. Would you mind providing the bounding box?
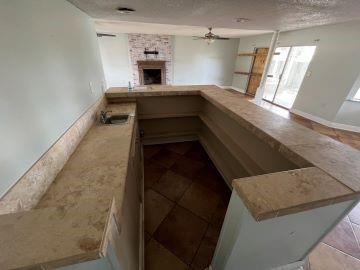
[100,110,112,124]
[101,110,112,116]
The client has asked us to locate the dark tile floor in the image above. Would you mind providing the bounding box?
[144,141,231,270]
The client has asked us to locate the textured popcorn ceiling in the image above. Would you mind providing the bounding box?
[68,0,360,32]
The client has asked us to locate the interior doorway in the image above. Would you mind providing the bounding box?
[263,46,316,109]
[246,48,269,96]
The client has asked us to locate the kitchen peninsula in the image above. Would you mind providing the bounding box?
[1,85,359,270]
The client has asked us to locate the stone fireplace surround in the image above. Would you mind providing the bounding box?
[128,34,172,86]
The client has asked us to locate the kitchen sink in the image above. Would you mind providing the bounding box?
[101,112,130,125]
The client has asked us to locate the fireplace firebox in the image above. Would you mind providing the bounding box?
[143,69,162,85]
[138,60,166,85]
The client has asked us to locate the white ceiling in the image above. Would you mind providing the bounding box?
[94,20,271,37]
[68,0,360,33]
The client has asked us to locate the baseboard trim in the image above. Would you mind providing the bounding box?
[290,108,360,133]
[141,134,198,145]
[290,108,333,126]
[331,122,360,133]
[209,258,306,270]
[216,85,231,89]
[270,259,308,270]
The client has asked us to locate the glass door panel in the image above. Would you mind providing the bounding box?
[273,46,316,108]
[263,47,290,102]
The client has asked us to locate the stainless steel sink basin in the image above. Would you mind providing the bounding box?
[101,111,130,125]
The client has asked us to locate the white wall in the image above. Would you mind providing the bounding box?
[98,34,132,87]
[334,101,360,128]
[282,21,360,123]
[333,73,360,129]
[0,0,105,196]
[232,21,360,129]
[172,36,239,86]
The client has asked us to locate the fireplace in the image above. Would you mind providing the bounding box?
[143,69,162,84]
[138,60,166,85]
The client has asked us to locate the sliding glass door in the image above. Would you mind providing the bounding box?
[263,47,290,102]
[263,46,316,109]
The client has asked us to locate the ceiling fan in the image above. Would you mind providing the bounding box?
[193,27,230,44]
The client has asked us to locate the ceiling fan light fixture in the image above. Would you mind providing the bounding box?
[117,7,135,14]
[193,26,229,44]
[205,37,215,44]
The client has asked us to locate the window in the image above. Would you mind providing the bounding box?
[354,88,360,100]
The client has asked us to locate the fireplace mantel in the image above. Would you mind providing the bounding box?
[137,60,166,85]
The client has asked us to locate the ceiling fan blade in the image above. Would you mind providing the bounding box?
[192,36,206,40]
[215,37,230,40]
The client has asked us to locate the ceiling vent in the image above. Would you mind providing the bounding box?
[117,7,135,14]
[235,18,250,23]
[97,33,116,37]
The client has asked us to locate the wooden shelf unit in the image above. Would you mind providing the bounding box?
[235,47,272,96]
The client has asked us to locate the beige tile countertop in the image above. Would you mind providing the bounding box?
[233,167,357,221]
[106,85,360,220]
[0,103,137,269]
[106,85,203,97]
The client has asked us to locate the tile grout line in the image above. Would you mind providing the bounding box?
[321,242,360,262]
[189,222,211,268]
[349,219,360,251]
[151,168,193,203]
[150,188,177,235]
[147,235,190,267]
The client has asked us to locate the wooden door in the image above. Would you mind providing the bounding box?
[246,48,269,96]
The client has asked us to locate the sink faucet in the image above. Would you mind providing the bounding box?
[100,111,112,124]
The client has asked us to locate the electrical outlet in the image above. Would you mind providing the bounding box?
[89,81,94,94]
[101,80,107,92]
